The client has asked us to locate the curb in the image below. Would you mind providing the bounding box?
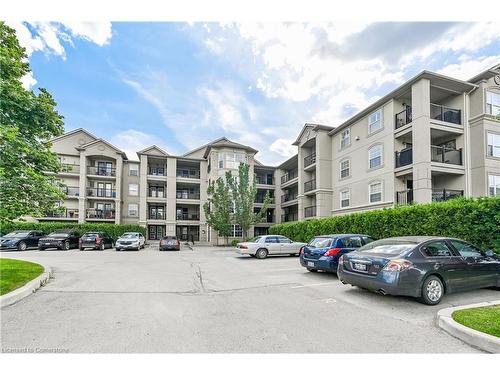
[437,300,500,353]
[0,262,53,309]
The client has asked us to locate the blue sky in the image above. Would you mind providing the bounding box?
[8,22,500,164]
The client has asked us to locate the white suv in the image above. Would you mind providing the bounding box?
[115,232,145,251]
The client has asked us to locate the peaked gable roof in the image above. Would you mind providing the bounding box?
[202,137,258,158]
[77,138,127,159]
[136,145,169,157]
[50,128,98,143]
[468,62,500,83]
[292,123,333,145]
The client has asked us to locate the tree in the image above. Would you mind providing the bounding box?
[0,22,65,222]
[227,163,271,240]
[203,177,233,245]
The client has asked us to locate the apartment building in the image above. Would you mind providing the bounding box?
[39,63,500,241]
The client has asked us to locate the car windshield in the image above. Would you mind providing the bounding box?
[120,233,139,239]
[83,233,99,238]
[308,237,333,248]
[48,232,69,238]
[358,239,417,255]
[4,231,31,238]
[252,236,262,243]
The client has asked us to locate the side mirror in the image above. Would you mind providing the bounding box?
[485,250,494,257]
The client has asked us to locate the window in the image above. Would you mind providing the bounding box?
[128,183,139,196]
[362,236,374,244]
[265,236,279,243]
[128,204,138,217]
[488,175,500,196]
[486,91,500,116]
[450,240,482,257]
[342,236,363,248]
[487,132,500,157]
[277,236,292,243]
[231,224,243,237]
[340,159,350,179]
[422,241,453,257]
[218,153,224,169]
[368,109,382,133]
[340,190,350,208]
[129,164,139,176]
[369,182,382,203]
[368,145,383,169]
[340,128,350,149]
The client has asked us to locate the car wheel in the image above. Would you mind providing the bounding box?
[419,275,444,305]
[64,241,70,250]
[307,268,317,272]
[17,241,27,251]
[255,248,268,259]
[39,247,45,251]
[79,247,84,251]
[100,243,105,251]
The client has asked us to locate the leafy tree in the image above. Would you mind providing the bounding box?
[227,163,272,240]
[0,22,65,223]
[203,177,233,244]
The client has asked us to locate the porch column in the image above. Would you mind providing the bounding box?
[165,157,177,236]
[139,154,147,225]
[78,152,87,223]
[114,156,123,224]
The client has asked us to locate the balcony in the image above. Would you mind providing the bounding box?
[395,148,413,168]
[176,213,200,221]
[148,188,165,198]
[176,169,200,179]
[255,195,274,204]
[176,190,200,200]
[430,103,461,125]
[43,208,79,219]
[396,189,414,205]
[304,179,316,192]
[86,187,116,198]
[281,193,298,203]
[60,164,80,174]
[281,213,298,222]
[432,189,464,202]
[431,146,462,165]
[87,166,116,177]
[281,170,298,184]
[86,209,115,220]
[148,212,165,220]
[395,107,412,129]
[62,186,80,197]
[148,167,165,176]
[255,174,274,185]
[304,153,316,168]
[304,206,316,218]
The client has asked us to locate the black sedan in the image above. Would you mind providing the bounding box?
[338,236,500,305]
[39,231,80,250]
[0,230,44,251]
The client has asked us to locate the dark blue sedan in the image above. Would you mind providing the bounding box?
[299,234,375,273]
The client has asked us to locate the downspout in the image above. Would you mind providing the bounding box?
[464,85,478,198]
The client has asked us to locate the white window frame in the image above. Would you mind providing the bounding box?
[218,153,224,169]
[368,144,383,169]
[339,159,350,179]
[128,203,138,217]
[128,183,139,196]
[231,224,243,237]
[486,90,500,116]
[340,128,351,149]
[129,164,139,176]
[488,174,500,197]
[487,132,500,157]
[368,109,382,134]
[340,190,350,208]
[369,181,383,203]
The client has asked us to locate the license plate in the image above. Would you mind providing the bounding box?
[45,243,51,245]
[307,261,315,267]
[353,263,367,271]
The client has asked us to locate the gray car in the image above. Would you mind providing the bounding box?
[237,235,307,259]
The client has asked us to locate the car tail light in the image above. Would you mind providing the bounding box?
[239,245,247,249]
[95,236,102,244]
[176,240,181,246]
[383,260,412,272]
[338,255,344,264]
[324,248,342,257]
[79,238,82,245]
[299,246,304,255]
[160,240,165,246]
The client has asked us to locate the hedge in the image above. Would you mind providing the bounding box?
[269,197,500,253]
[0,222,146,241]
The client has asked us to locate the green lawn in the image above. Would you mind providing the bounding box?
[452,305,500,338]
[0,258,44,296]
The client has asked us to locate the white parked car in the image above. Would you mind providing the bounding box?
[115,232,145,251]
[237,235,307,259]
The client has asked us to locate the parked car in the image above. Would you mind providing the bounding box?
[39,230,80,250]
[79,232,114,251]
[237,235,307,259]
[159,236,181,251]
[0,230,44,251]
[300,234,375,273]
[338,236,500,305]
[115,232,145,251]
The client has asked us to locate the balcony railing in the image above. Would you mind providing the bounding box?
[148,167,166,176]
[176,213,200,221]
[86,209,115,220]
[304,179,316,192]
[255,196,274,204]
[281,170,298,184]
[281,194,298,203]
[431,146,462,165]
[62,186,80,197]
[176,191,200,200]
[176,169,200,179]
[395,107,412,129]
[148,188,165,198]
[87,166,116,177]
[255,175,275,185]
[430,103,461,125]
[148,212,165,220]
[281,213,298,222]
[396,189,414,205]
[43,209,79,219]
[395,148,413,168]
[432,189,464,202]
[60,164,80,174]
[86,187,116,198]
[304,206,316,218]
[304,153,316,168]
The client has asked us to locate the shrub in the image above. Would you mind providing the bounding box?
[269,197,500,253]
[0,222,146,241]
[230,239,240,247]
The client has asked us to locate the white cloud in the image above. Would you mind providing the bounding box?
[110,129,170,161]
[437,55,500,80]
[270,138,296,158]
[20,71,37,90]
[62,22,112,46]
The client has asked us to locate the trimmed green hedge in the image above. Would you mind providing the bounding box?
[269,197,500,253]
[0,222,146,241]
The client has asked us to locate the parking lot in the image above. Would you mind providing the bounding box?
[1,245,498,353]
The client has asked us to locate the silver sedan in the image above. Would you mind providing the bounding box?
[237,235,307,259]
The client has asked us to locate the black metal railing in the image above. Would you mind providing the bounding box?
[430,103,461,125]
[87,166,116,177]
[62,186,80,197]
[86,187,116,198]
[255,175,275,185]
[86,209,115,219]
[176,169,200,179]
[304,179,316,192]
[281,194,298,203]
[148,188,165,198]
[304,206,316,218]
[148,212,165,220]
[304,153,316,168]
[177,232,200,242]
[395,107,412,129]
[432,189,464,202]
[255,195,274,204]
[396,189,414,205]
[61,164,80,174]
[395,148,413,168]
[281,170,298,184]
[431,146,462,165]
[43,209,79,219]
[176,191,200,199]
[148,167,166,176]
[176,213,200,221]
[281,213,298,222]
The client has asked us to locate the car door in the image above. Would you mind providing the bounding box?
[277,236,294,254]
[29,231,43,247]
[264,236,280,254]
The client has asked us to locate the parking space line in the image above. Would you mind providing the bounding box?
[291,282,338,289]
